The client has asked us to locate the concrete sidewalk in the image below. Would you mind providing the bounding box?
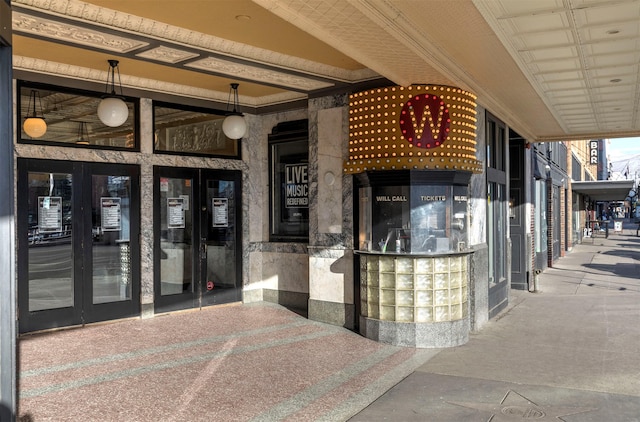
[351,231,640,421]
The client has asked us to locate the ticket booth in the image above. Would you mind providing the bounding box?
[345,84,482,348]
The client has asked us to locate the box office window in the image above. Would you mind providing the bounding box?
[18,82,137,150]
[358,183,468,254]
[269,120,309,242]
[153,102,240,158]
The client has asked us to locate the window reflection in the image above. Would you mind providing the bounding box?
[19,83,135,149]
[153,103,238,157]
[27,171,74,311]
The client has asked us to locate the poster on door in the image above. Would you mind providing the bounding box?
[212,197,228,227]
[167,197,185,229]
[38,196,63,233]
[101,197,122,231]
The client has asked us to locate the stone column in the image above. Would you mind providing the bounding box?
[307,95,355,328]
[139,98,155,318]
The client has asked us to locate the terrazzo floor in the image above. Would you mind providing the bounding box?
[18,303,437,421]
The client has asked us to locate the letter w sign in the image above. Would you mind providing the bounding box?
[399,94,451,149]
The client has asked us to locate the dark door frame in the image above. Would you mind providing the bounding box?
[153,166,242,314]
[0,3,16,417]
[153,166,200,313]
[17,158,141,333]
[199,168,243,307]
[508,131,528,290]
[486,112,509,318]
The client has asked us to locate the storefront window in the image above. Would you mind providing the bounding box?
[535,179,548,253]
[488,182,507,284]
[18,82,136,149]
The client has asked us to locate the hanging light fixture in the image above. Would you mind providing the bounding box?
[222,83,247,139]
[97,59,129,127]
[23,89,47,138]
[76,121,90,145]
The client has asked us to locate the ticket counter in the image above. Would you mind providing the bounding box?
[344,84,481,348]
[356,170,472,348]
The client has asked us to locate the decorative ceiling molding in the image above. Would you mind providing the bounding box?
[136,46,199,64]
[13,55,307,107]
[13,9,328,94]
[13,0,378,84]
[12,11,149,53]
[186,57,334,91]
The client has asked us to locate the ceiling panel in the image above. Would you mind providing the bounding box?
[495,0,565,16]
[537,70,584,82]
[473,0,640,140]
[10,0,640,141]
[516,30,576,49]
[532,59,582,73]
[577,1,640,26]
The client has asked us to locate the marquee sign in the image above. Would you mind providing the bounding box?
[344,85,481,174]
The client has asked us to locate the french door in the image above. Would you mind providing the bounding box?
[154,167,242,313]
[17,159,140,333]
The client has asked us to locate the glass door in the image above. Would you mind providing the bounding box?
[154,168,241,313]
[84,167,140,323]
[552,185,561,260]
[154,167,197,312]
[18,161,77,332]
[17,159,140,333]
[201,170,242,306]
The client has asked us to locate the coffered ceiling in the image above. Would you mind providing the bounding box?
[10,0,640,142]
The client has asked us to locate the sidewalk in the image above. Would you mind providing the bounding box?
[351,231,640,421]
[18,231,640,421]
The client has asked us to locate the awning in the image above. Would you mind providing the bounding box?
[571,180,635,202]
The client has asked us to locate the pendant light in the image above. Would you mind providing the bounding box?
[97,59,129,127]
[76,121,90,145]
[222,83,247,139]
[23,90,47,138]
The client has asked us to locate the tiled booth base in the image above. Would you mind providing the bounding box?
[358,252,471,348]
[359,317,469,348]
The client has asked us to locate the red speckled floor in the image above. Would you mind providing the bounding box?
[18,302,436,422]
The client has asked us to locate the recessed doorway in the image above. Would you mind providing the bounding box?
[153,167,242,313]
[17,159,141,333]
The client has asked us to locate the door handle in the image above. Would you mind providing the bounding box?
[201,238,207,259]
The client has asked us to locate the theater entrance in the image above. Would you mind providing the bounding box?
[153,167,242,313]
[17,159,141,333]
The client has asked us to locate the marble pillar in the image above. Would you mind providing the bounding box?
[139,98,154,317]
[307,95,355,328]
[469,105,489,331]
[243,108,311,311]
